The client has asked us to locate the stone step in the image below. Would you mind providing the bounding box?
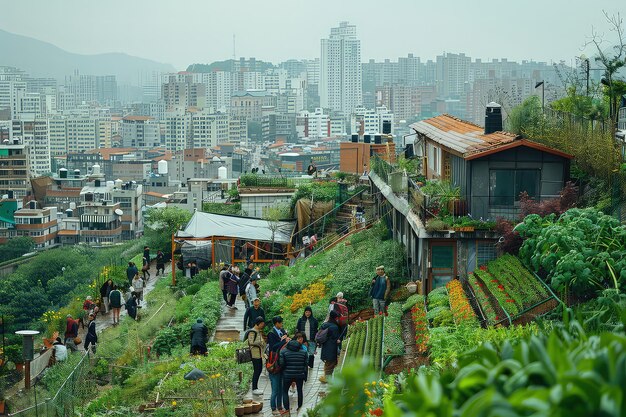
[213,329,240,342]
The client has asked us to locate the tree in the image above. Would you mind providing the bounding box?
[587,12,626,136]
[144,207,193,253]
[0,237,34,263]
[506,96,545,135]
[263,204,290,262]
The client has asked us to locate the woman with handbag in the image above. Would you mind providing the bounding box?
[247,316,266,396]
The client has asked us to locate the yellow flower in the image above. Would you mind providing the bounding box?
[171,401,177,406]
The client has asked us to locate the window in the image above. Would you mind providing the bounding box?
[489,169,539,205]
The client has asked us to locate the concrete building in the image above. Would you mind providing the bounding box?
[11,118,51,175]
[262,113,296,142]
[230,91,277,122]
[435,53,471,98]
[112,181,144,240]
[13,204,58,248]
[194,71,233,112]
[320,21,362,115]
[65,116,101,153]
[121,115,160,149]
[376,84,421,121]
[351,106,394,136]
[0,140,30,199]
[162,73,206,111]
[164,109,230,151]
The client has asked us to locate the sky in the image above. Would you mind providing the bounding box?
[1,0,624,70]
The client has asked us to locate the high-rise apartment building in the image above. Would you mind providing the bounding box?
[0,140,30,199]
[120,116,160,149]
[164,109,230,151]
[11,118,51,175]
[320,21,362,115]
[162,73,206,111]
[435,53,471,98]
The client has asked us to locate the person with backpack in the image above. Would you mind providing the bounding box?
[109,285,123,325]
[296,306,318,369]
[245,275,259,307]
[317,310,340,383]
[246,317,266,395]
[267,316,289,415]
[279,332,308,414]
[243,297,265,331]
[370,265,390,315]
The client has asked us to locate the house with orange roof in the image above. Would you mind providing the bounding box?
[368,103,573,293]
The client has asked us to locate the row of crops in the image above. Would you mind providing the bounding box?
[343,315,384,371]
[467,254,554,325]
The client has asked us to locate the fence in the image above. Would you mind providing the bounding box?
[239,174,312,189]
[8,352,95,417]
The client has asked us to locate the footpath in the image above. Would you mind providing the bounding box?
[212,297,329,416]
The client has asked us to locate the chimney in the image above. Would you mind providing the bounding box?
[382,120,391,134]
[351,134,358,143]
[484,102,503,134]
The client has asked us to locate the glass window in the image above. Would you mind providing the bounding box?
[490,169,539,206]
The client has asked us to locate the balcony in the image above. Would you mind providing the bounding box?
[370,157,497,234]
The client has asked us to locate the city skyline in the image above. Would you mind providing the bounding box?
[2,0,624,70]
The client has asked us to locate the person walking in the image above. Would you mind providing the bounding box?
[238,267,251,309]
[132,274,145,306]
[218,264,230,303]
[190,318,208,355]
[245,275,259,308]
[99,279,113,314]
[370,265,390,315]
[143,246,150,264]
[243,297,265,331]
[142,256,151,280]
[126,262,138,286]
[247,317,266,396]
[84,313,98,353]
[64,314,79,352]
[318,310,340,383]
[156,250,165,276]
[109,285,123,325]
[268,316,289,415]
[333,292,349,340]
[226,267,240,309]
[126,292,139,321]
[296,306,318,369]
[279,333,308,414]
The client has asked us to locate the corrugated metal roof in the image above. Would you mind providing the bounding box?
[410,114,517,156]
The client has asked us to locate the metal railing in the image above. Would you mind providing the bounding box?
[239,174,312,189]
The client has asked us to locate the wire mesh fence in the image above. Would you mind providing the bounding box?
[8,351,95,417]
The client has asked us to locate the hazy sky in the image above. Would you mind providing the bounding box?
[1,0,624,70]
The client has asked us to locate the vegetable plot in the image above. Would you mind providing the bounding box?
[517,208,626,296]
[470,254,552,322]
[383,303,404,357]
[344,316,384,370]
[445,280,478,326]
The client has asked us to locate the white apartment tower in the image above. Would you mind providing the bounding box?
[320,22,362,115]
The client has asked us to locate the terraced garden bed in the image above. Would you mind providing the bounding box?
[343,315,384,370]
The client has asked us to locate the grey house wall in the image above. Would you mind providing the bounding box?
[467,146,570,220]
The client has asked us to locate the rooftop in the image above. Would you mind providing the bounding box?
[411,114,573,160]
[122,115,154,121]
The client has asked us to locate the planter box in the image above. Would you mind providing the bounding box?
[453,226,474,232]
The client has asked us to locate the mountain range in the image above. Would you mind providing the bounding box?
[0,29,176,85]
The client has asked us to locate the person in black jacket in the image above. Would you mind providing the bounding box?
[84,313,97,353]
[243,298,265,331]
[190,318,208,355]
[267,316,289,415]
[318,310,340,383]
[156,250,165,276]
[99,279,113,314]
[296,306,318,369]
[279,336,308,413]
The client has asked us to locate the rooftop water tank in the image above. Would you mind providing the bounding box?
[157,159,168,175]
[114,179,123,188]
[92,164,101,175]
[69,202,76,210]
[218,165,228,180]
[59,168,68,179]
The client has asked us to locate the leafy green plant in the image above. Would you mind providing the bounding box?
[402,294,424,313]
[383,303,404,357]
